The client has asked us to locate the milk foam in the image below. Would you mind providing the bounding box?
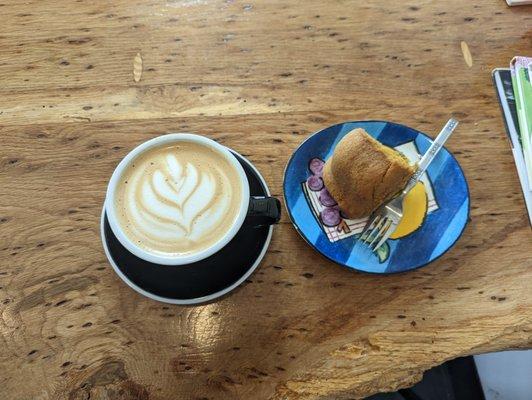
[115,142,243,256]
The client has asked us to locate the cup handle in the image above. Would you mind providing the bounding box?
[245,196,281,226]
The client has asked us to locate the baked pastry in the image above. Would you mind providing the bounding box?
[323,128,416,218]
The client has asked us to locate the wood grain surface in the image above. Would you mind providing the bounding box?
[1,0,531,399]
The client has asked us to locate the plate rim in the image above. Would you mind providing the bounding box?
[283,120,470,275]
[101,150,274,304]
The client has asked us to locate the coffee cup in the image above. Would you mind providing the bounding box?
[105,133,280,265]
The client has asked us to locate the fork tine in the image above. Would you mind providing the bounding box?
[367,217,388,248]
[360,215,380,242]
[368,218,389,251]
[372,221,397,252]
[359,217,375,241]
[356,216,377,252]
[364,216,384,244]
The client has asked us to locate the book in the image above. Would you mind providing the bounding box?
[506,0,532,5]
[492,68,532,225]
[511,57,532,188]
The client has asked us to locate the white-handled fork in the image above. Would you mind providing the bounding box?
[360,118,459,252]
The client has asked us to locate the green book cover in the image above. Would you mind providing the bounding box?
[511,56,532,187]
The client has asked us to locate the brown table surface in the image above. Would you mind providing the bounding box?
[1,0,531,399]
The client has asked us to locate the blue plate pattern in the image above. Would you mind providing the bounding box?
[283,121,470,274]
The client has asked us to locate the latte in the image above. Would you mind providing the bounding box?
[114,141,243,256]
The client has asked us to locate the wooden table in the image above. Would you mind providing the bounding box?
[1,1,531,399]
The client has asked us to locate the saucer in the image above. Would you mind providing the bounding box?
[101,151,273,304]
[284,121,470,274]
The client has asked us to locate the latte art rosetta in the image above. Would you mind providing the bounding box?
[115,142,243,256]
[132,155,228,236]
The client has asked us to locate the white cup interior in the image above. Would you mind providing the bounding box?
[105,133,250,265]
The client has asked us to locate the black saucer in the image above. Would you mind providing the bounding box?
[101,152,273,304]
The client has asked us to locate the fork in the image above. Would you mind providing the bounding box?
[360,118,459,252]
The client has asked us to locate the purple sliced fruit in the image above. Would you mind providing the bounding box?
[319,188,337,207]
[309,158,325,176]
[320,207,341,227]
[307,175,324,191]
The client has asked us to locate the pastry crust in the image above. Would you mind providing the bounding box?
[323,128,416,218]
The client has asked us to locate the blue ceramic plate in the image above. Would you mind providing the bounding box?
[283,121,469,274]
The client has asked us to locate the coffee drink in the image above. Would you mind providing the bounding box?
[114,141,244,256]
